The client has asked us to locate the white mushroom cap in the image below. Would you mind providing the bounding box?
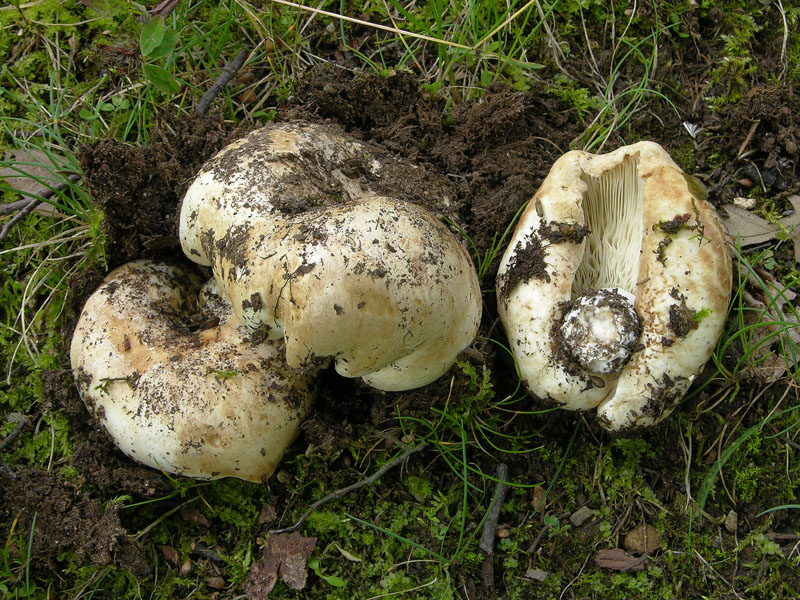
[179,123,482,391]
[497,141,731,431]
[70,260,316,482]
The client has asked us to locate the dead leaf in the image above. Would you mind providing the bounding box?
[740,268,800,380]
[721,195,800,263]
[0,149,71,216]
[595,548,648,571]
[157,544,180,568]
[243,532,317,599]
[257,503,278,525]
[1,149,66,195]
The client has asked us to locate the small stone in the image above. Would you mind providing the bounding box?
[532,486,547,510]
[733,196,757,209]
[525,568,550,582]
[570,505,594,527]
[724,510,738,533]
[496,527,511,539]
[623,524,660,555]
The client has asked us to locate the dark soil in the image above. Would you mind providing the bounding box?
[80,111,234,267]
[4,24,800,597]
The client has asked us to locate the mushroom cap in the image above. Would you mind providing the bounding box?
[180,123,482,391]
[70,260,316,482]
[496,141,731,431]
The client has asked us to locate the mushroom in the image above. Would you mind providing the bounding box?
[179,122,482,391]
[70,259,316,482]
[496,142,731,431]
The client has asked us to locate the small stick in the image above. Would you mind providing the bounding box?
[0,414,30,452]
[737,120,761,160]
[190,543,224,562]
[150,0,180,16]
[480,463,509,590]
[767,532,800,542]
[0,198,41,242]
[0,457,16,479]
[0,198,36,216]
[526,523,551,555]
[0,415,29,480]
[269,440,428,535]
[196,48,249,115]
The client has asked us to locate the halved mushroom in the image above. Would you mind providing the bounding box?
[496,142,731,431]
[70,260,316,481]
[179,123,482,391]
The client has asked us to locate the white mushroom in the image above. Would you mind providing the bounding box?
[496,142,731,431]
[70,260,316,482]
[179,122,482,391]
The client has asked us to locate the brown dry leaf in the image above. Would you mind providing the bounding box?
[243,532,317,599]
[0,149,70,216]
[157,544,180,568]
[721,195,800,263]
[740,268,800,380]
[595,548,648,571]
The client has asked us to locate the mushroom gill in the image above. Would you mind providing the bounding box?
[573,154,644,297]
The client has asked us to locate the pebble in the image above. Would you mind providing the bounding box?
[623,524,660,555]
[733,196,757,209]
[525,568,550,582]
[569,506,593,527]
[532,486,547,510]
[725,510,738,533]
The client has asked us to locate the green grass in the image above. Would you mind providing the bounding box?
[2,0,800,598]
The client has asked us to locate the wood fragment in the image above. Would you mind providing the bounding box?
[480,463,509,590]
[196,48,249,115]
[0,198,41,242]
[595,548,648,571]
[269,440,427,535]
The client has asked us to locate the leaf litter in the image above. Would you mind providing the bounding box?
[722,195,800,379]
[244,532,317,599]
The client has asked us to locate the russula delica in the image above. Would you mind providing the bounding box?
[70,260,316,481]
[496,142,731,431]
[179,122,482,391]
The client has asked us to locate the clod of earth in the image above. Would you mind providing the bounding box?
[70,260,317,482]
[496,141,732,431]
[179,121,482,391]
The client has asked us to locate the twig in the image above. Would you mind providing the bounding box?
[785,433,800,452]
[196,48,249,115]
[767,532,800,542]
[526,523,551,555]
[132,498,198,541]
[190,542,224,562]
[0,198,41,242]
[269,440,428,535]
[0,198,35,216]
[0,413,30,452]
[0,173,78,217]
[0,414,29,480]
[480,463,509,590]
[150,0,180,16]
[0,457,16,479]
[737,120,761,160]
